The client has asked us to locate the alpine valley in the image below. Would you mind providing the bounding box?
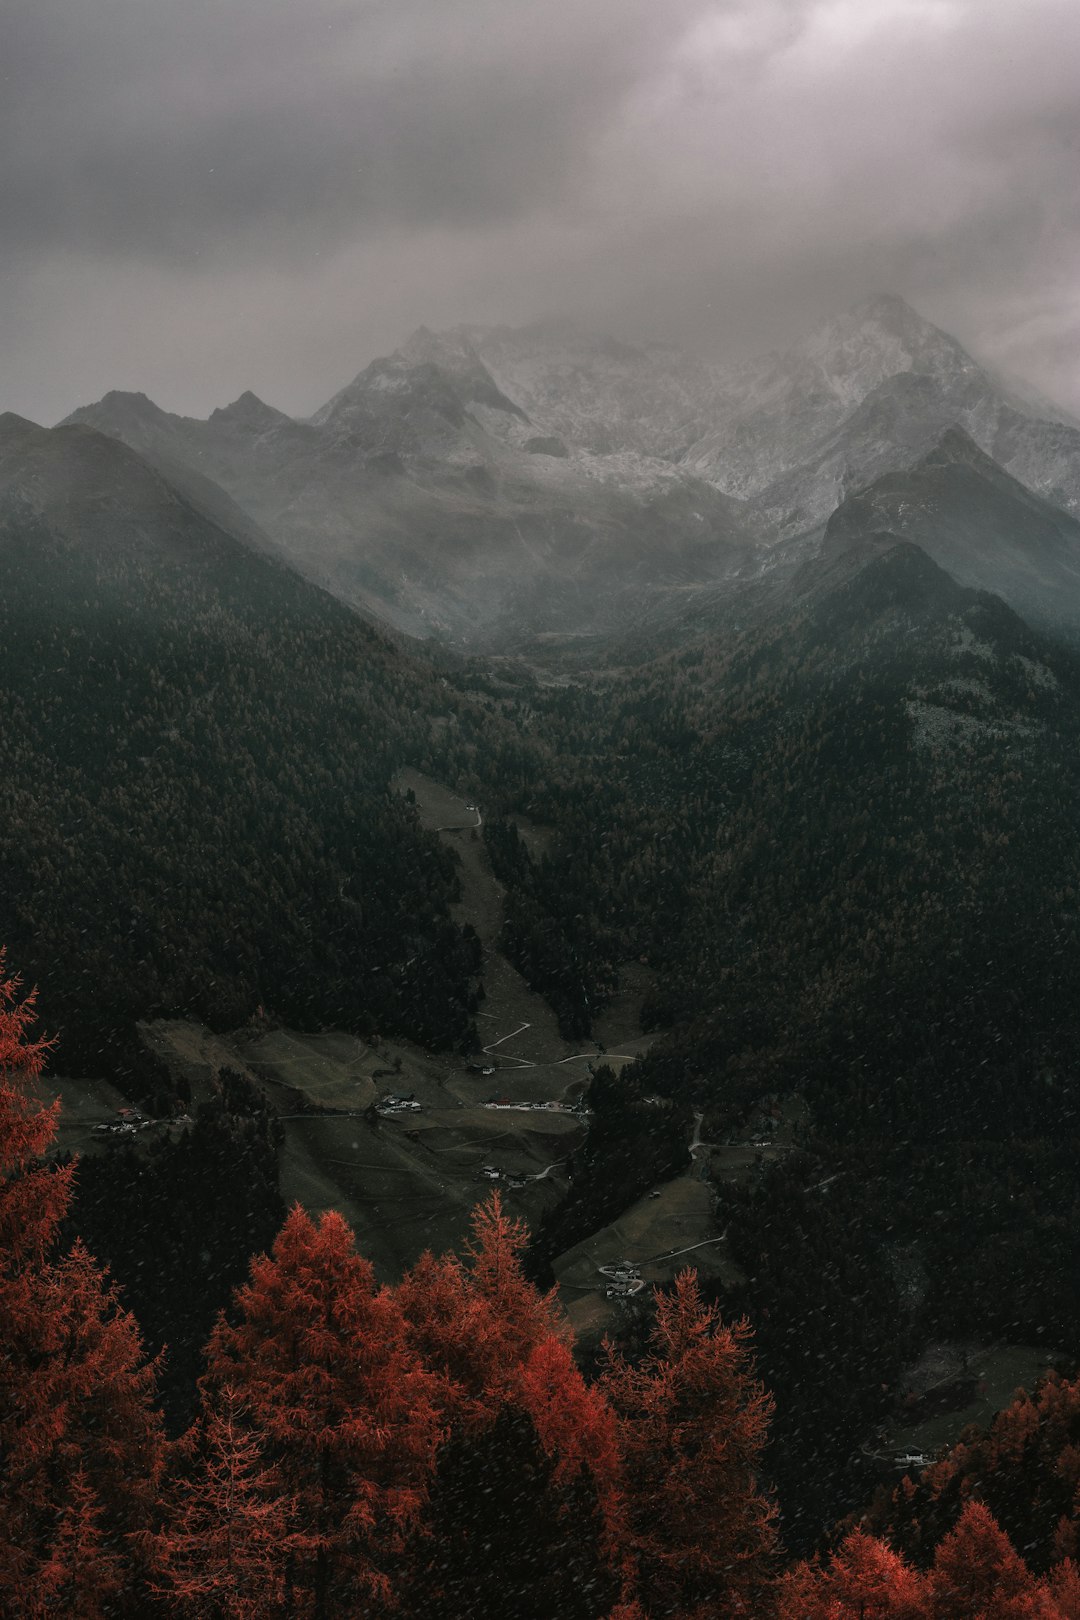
[6,294,1080,1611]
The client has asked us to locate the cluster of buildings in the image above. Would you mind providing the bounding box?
[481,1098,588,1115]
[92,1106,152,1138]
[375,1093,423,1117]
[479,1164,526,1189]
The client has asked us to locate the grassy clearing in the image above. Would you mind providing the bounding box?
[137,1019,264,1111]
[555,1173,743,1347]
[394,767,657,1081]
[233,1028,382,1112]
[280,1104,580,1279]
[38,1075,135,1158]
[885,1341,1065,1460]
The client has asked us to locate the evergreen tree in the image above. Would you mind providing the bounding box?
[31,1468,125,1620]
[601,1269,777,1618]
[152,1384,287,1619]
[930,1502,1052,1620]
[395,1196,619,1618]
[398,1404,614,1620]
[0,951,164,1615]
[776,1529,931,1619]
[204,1205,440,1618]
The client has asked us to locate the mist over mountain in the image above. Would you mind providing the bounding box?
[61,295,1080,645]
[64,346,754,644]
[0,410,486,1074]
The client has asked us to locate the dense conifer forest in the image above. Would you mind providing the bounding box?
[453,545,1080,1542]
[0,485,488,1076]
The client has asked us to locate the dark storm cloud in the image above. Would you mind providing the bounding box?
[1,0,1078,424]
[0,0,690,262]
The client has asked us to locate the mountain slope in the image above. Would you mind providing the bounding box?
[462,296,1080,553]
[821,428,1080,630]
[456,318,716,456]
[0,416,484,1077]
[481,536,1080,1540]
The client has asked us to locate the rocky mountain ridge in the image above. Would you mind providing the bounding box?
[59,295,1080,641]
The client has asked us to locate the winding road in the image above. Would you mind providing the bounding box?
[480,1016,637,1073]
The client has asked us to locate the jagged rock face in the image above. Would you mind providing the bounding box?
[681,294,1080,515]
[209,391,292,432]
[680,294,979,496]
[58,295,1080,643]
[392,297,1080,534]
[454,319,718,457]
[310,337,529,458]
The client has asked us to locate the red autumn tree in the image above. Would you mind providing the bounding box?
[30,1468,124,1620]
[0,951,165,1617]
[395,1196,619,1620]
[0,949,67,1264]
[397,1195,559,1418]
[871,1372,1080,1574]
[776,1529,931,1620]
[1044,1559,1080,1618]
[930,1500,1055,1620]
[600,1268,777,1619]
[152,1383,287,1619]
[398,1195,617,1478]
[204,1204,440,1619]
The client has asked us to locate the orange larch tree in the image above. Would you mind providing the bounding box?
[600,1267,777,1619]
[0,948,67,1264]
[204,1204,440,1619]
[398,1194,617,1475]
[776,1528,931,1620]
[151,1382,287,1619]
[929,1500,1058,1620]
[1045,1559,1080,1618]
[29,1468,125,1620]
[871,1372,1080,1574]
[0,950,165,1617]
[394,1195,620,1619]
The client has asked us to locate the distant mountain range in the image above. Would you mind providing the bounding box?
[57,294,1080,643]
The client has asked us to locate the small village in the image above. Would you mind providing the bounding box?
[91,1106,193,1140]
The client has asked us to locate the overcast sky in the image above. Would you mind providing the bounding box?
[2,0,1078,425]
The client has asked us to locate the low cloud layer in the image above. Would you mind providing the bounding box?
[2,0,1078,423]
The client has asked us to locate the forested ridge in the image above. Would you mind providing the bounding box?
[442,541,1080,1544]
[0,464,501,1078]
[473,543,1080,1119]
